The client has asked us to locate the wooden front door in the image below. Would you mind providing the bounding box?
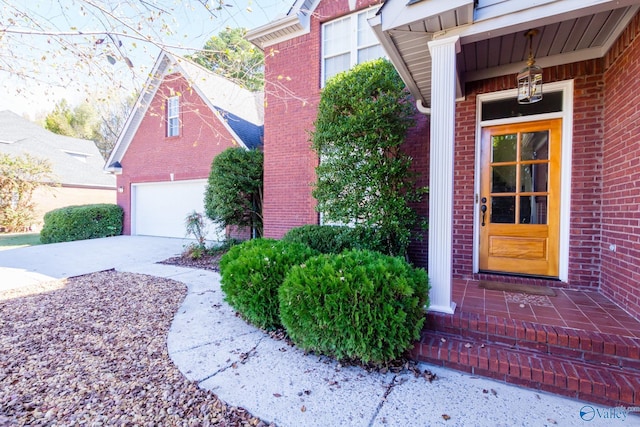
[479,119,562,277]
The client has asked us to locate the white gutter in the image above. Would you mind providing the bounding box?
[416,99,431,115]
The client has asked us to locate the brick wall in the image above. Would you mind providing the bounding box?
[262,0,430,265]
[117,73,241,235]
[454,61,606,288]
[602,12,640,319]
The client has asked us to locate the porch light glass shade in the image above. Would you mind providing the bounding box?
[517,64,543,104]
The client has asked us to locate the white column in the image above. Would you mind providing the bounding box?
[427,36,460,314]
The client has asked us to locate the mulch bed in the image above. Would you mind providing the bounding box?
[0,270,271,426]
[159,253,224,271]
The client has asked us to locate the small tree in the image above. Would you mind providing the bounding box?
[0,153,55,232]
[311,59,426,257]
[188,27,264,92]
[205,147,263,238]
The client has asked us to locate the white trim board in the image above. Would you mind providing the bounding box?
[473,80,574,282]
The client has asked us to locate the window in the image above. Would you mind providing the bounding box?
[167,96,180,137]
[321,7,384,84]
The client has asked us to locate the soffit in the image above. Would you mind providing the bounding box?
[375,0,640,107]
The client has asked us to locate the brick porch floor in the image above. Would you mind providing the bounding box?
[409,278,640,407]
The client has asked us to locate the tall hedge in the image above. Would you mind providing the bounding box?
[40,204,123,243]
[204,147,263,238]
[311,58,427,257]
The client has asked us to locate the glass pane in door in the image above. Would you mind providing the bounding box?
[492,134,517,162]
[491,196,516,223]
[521,131,549,161]
[520,195,548,224]
[492,166,516,193]
[520,163,548,192]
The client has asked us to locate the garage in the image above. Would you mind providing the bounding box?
[131,180,224,240]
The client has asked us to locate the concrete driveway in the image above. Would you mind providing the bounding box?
[0,235,187,290]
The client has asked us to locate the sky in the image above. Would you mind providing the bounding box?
[0,0,290,119]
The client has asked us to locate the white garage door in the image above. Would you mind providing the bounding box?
[132,180,224,240]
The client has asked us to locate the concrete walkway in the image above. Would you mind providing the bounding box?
[1,236,634,426]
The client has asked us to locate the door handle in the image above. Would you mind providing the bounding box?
[480,197,487,226]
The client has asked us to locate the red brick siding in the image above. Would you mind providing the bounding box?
[602,12,640,319]
[453,61,605,288]
[404,113,430,268]
[262,0,430,253]
[117,73,241,235]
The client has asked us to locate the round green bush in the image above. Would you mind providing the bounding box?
[279,250,429,365]
[219,238,319,330]
[282,225,352,254]
[40,204,123,244]
[282,224,387,254]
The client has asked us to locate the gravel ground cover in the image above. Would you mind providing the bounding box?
[0,270,269,426]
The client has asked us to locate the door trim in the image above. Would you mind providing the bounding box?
[473,80,574,282]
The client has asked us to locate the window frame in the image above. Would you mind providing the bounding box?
[320,6,383,85]
[166,96,180,137]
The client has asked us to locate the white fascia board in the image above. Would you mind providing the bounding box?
[370,15,430,105]
[246,14,309,50]
[442,0,640,45]
[475,0,640,22]
[381,0,475,32]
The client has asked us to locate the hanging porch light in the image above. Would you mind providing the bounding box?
[517,29,543,104]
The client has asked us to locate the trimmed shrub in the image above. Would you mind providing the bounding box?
[40,204,123,244]
[282,224,387,255]
[282,225,352,254]
[219,238,319,330]
[279,250,429,365]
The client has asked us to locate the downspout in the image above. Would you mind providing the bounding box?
[416,99,431,115]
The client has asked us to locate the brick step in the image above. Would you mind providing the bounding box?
[425,311,640,369]
[409,329,640,407]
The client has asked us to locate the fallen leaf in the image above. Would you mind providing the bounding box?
[301,405,306,412]
[491,389,497,396]
[423,370,436,382]
[442,414,451,420]
[547,418,557,424]
[482,389,488,394]
[273,393,281,398]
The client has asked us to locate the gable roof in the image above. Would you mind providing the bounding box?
[105,51,264,172]
[246,0,321,49]
[371,0,640,107]
[0,110,116,188]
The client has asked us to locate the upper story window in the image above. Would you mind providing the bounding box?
[167,96,180,137]
[322,7,384,84]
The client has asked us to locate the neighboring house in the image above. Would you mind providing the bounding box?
[0,110,116,231]
[105,52,264,240]
[248,0,640,406]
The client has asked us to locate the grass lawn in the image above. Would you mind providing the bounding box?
[0,233,42,251]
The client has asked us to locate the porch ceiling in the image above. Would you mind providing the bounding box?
[372,1,640,107]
